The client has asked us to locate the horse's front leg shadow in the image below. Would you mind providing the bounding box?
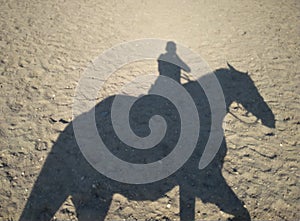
[201,173,251,221]
[179,183,196,221]
[72,189,113,221]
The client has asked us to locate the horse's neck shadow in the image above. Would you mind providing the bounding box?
[20,65,274,221]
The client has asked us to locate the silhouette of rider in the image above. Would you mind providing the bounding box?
[157,41,191,83]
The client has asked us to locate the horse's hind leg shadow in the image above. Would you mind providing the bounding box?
[19,166,69,221]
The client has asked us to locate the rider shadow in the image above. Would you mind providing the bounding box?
[20,43,275,221]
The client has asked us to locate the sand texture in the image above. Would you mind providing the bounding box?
[0,0,299,220]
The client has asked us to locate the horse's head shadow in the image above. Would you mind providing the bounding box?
[20,64,275,221]
[214,63,275,129]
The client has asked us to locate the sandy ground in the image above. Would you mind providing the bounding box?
[0,0,299,220]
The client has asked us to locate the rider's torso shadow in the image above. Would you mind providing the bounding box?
[20,64,275,221]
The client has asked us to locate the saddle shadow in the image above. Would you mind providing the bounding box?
[20,44,275,221]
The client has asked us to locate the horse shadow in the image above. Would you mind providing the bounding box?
[20,63,275,221]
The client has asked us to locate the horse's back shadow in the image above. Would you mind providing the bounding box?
[20,65,275,221]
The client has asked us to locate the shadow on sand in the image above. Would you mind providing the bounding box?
[20,47,275,221]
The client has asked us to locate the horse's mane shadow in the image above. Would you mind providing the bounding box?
[20,64,275,221]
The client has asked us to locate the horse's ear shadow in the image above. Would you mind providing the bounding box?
[227,62,236,71]
[226,62,249,75]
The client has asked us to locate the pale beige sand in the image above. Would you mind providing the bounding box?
[0,0,299,220]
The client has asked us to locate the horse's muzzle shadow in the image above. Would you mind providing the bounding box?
[20,64,275,221]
